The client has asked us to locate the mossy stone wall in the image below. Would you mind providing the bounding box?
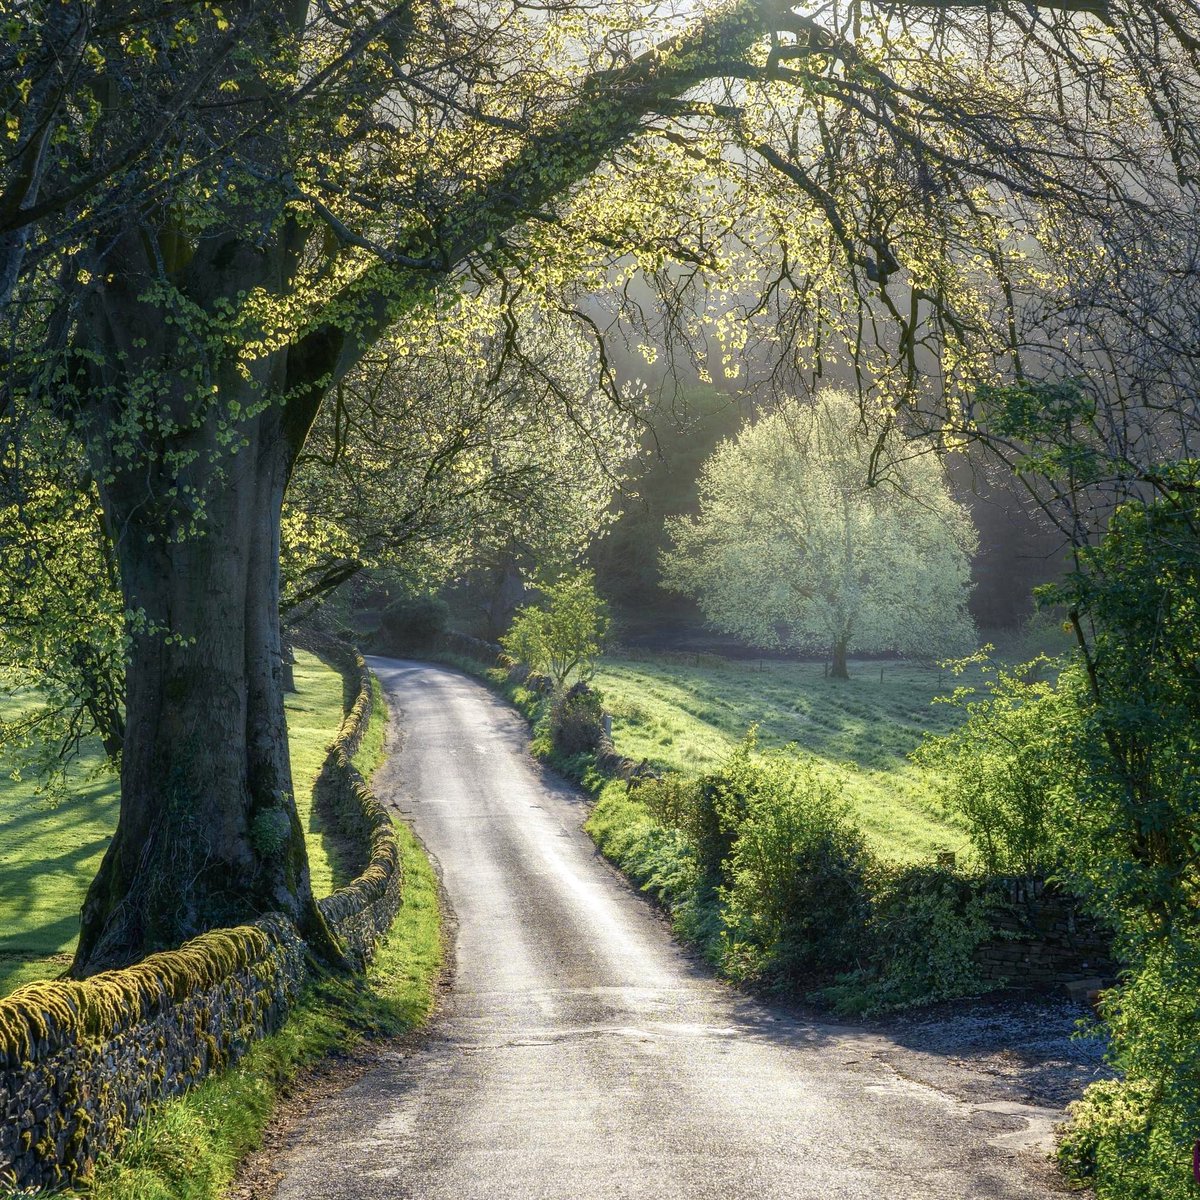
[972,877,1115,988]
[301,634,403,968]
[0,636,399,1194]
[0,917,306,1192]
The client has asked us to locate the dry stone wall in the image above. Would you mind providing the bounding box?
[0,637,399,1194]
[0,917,305,1192]
[300,634,403,968]
[973,877,1115,989]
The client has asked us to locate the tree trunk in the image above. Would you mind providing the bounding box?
[831,639,849,680]
[281,635,297,694]
[72,371,342,975]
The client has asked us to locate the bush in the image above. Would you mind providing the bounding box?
[549,683,605,758]
[633,733,769,883]
[715,748,875,983]
[1058,939,1200,1200]
[1048,491,1200,1200]
[911,652,1075,876]
[378,593,449,653]
[626,736,876,984]
[635,773,700,837]
[821,866,994,1015]
[598,731,1009,1010]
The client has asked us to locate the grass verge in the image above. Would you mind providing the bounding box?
[73,673,442,1200]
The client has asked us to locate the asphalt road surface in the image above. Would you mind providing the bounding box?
[271,659,1071,1200]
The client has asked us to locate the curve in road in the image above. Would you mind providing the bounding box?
[272,658,1068,1200]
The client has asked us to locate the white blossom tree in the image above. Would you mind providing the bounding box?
[662,392,977,677]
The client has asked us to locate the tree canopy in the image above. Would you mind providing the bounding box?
[662,392,977,676]
[0,0,1196,975]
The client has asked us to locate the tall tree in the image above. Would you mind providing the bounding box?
[662,391,977,676]
[0,0,1191,973]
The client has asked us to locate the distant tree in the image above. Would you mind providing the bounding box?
[662,392,977,678]
[501,570,609,689]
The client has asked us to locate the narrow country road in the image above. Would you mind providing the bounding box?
[271,659,1071,1200]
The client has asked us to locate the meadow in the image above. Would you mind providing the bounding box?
[593,652,977,864]
[0,651,347,996]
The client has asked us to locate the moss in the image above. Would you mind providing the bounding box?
[0,923,276,1064]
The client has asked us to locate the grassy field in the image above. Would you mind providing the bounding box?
[592,653,976,864]
[0,650,347,996]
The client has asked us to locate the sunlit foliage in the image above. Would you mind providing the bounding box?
[662,391,977,674]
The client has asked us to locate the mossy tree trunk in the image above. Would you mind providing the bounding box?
[73,399,344,975]
[69,224,344,977]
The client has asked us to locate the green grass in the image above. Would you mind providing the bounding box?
[82,681,443,1200]
[287,651,353,895]
[593,654,974,863]
[0,651,347,996]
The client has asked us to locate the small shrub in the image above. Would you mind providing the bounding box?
[911,652,1076,876]
[379,594,449,653]
[635,774,700,834]
[549,683,605,758]
[821,866,994,1015]
[634,733,762,883]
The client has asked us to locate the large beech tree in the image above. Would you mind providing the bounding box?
[1,0,1195,974]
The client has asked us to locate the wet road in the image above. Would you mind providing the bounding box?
[272,659,1067,1200]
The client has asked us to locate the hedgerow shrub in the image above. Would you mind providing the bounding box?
[635,773,698,833]
[820,866,993,1015]
[711,746,874,983]
[634,755,730,882]
[549,683,605,757]
[911,653,1076,876]
[1058,940,1200,1199]
[1045,491,1200,1199]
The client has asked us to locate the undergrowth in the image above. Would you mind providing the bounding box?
[437,647,998,1014]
